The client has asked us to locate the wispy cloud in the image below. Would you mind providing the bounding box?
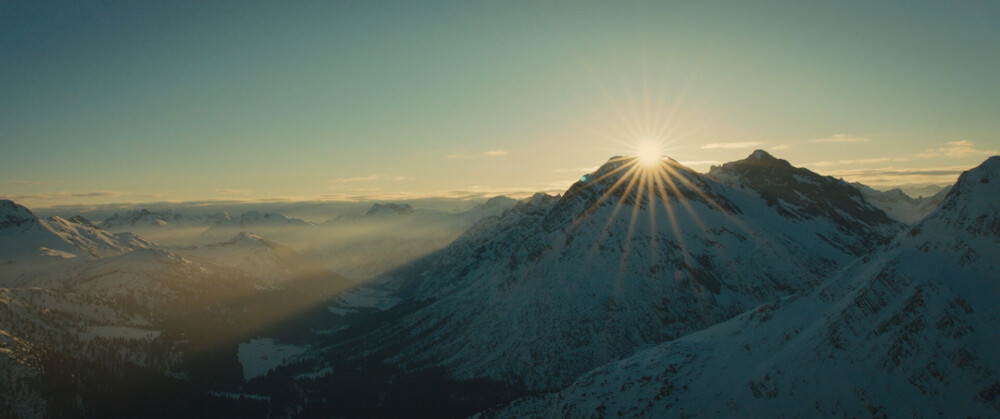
[328,174,412,183]
[916,140,997,159]
[701,141,762,149]
[679,160,722,167]
[3,180,60,186]
[771,144,792,151]
[211,189,252,195]
[3,191,125,201]
[320,185,561,202]
[826,166,970,188]
[551,166,600,173]
[806,157,892,167]
[445,149,509,158]
[813,134,870,143]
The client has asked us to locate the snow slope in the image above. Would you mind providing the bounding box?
[1,200,154,261]
[503,155,1000,417]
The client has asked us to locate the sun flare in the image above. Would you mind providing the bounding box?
[636,141,662,167]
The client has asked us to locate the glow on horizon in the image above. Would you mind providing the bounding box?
[2,2,999,208]
[636,142,664,167]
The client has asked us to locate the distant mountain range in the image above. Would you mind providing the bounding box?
[853,182,953,224]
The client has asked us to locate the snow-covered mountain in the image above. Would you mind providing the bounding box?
[99,208,311,246]
[0,200,154,264]
[502,155,1000,417]
[314,152,903,391]
[853,182,953,224]
[99,209,233,229]
[708,150,900,255]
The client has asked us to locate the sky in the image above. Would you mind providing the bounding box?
[2,1,999,208]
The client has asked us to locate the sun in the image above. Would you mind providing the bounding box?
[636,141,662,167]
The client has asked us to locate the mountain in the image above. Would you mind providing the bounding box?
[99,208,311,247]
[99,209,233,229]
[708,150,899,255]
[303,152,904,393]
[227,210,311,228]
[1,200,154,264]
[502,155,1000,417]
[900,183,951,198]
[853,182,953,224]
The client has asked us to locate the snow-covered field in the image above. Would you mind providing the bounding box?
[237,338,309,380]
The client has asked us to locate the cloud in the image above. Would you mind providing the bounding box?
[328,174,412,183]
[445,149,510,158]
[813,134,870,143]
[825,166,970,188]
[679,160,722,167]
[771,144,792,151]
[805,157,892,168]
[551,166,600,173]
[700,142,762,149]
[3,191,125,201]
[917,140,997,159]
[211,189,252,195]
[319,182,569,202]
[3,180,60,186]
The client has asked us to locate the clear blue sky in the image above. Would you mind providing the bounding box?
[3,1,999,207]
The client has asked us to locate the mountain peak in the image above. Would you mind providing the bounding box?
[928,156,1000,236]
[0,199,38,230]
[709,152,900,248]
[733,149,792,168]
[749,149,775,160]
[482,195,517,208]
[68,215,98,228]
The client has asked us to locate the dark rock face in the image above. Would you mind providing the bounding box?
[0,200,37,230]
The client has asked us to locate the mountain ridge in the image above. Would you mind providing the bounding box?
[499,154,1000,417]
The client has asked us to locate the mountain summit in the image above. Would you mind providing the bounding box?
[710,150,899,255]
